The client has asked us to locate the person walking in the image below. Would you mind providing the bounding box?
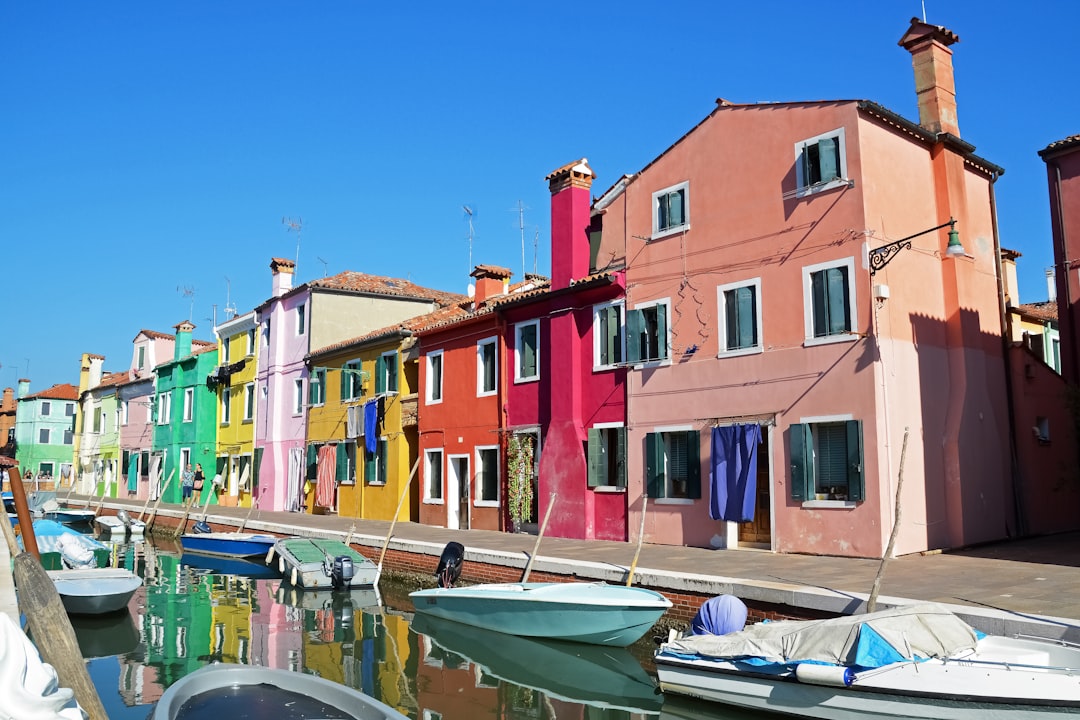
[181,463,195,506]
[193,463,205,505]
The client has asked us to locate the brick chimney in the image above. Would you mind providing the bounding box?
[547,159,595,291]
[469,265,513,306]
[270,257,295,298]
[1,388,13,411]
[899,18,961,137]
[174,321,195,360]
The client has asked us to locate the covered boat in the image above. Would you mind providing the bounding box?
[409,581,671,647]
[148,663,407,720]
[179,531,278,560]
[0,614,83,719]
[20,519,111,570]
[267,537,378,589]
[654,602,1080,719]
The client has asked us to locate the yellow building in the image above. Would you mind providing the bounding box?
[211,311,260,507]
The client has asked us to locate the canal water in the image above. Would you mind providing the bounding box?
[67,536,780,720]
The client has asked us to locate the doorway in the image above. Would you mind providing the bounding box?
[447,455,470,530]
[737,426,772,547]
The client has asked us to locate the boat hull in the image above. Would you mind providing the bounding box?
[95,516,146,537]
[179,532,278,559]
[409,582,671,647]
[269,538,379,589]
[149,663,407,720]
[47,568,142,615]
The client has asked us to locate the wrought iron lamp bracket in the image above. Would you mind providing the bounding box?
[868,218,957,276]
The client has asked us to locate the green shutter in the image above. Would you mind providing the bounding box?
[737,287,756,348]
[615,427,627,488]
[656,304,668,360]
[827,267,849,335]
[626,309,643,363]
[521,325,537,377]
[306,443,318,480]
[587,428,604,488]
[645,432,662,498]
[364,449,376,485]
[606,306,621,364]
[378,439,388,484]
[846,420,864,502]
[388,352,398,392]
[375,356,386,394]
[335,442,347,483]
[253,447,262,489]
[340,365,349,401]
[789,423,811,501]
[685,430,701,499]
[818,137,838,182]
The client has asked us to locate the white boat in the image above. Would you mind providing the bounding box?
[95,509,145,537]
[0,614,84,719]
[409,581,672,647]
[268,537,379,589]
[148,663,408,720]
[654,602,1080,720]
[46,567,143,615]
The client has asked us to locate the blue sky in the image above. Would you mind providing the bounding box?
[2,2,1076,392]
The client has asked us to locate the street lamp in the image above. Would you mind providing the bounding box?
[869,218,963,276]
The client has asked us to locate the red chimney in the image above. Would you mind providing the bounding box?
[899,18,961,137]
[469,265,513,306]
[546,159,595,291]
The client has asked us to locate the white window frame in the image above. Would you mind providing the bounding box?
[593,300,625,371]
[651,180,690,240]
[380,350,399,394]
[474,444,500,507]
[296,303,306,336]
[476,337,498,397]
[426,350,444,405]
[424,448,444,504]
[589,421,626,493]
[221,387,232,425]
[243,382,255,421]
[121,400,129,425]
[293,378,304,415]
[628,299,672,367]
[159,393,172,425]
[796,412,859,508]
[246,328,256,356]
[514,320,540,383]
[223,339,231,364]
[650,423,697,506]
[794,127,848,197]
[803,257,858,346]
[183,387,194,422]
[717,277,764,358]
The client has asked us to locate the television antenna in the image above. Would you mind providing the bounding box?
[223,276,237,319]
[316,256,328,277]
[177,285,196,321]
[283,216,302,270]
[514,200,529,280]
[533,226,540,275]
[463,205,475,272]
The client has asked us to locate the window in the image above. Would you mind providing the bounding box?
[221,388,232,424]
[243,383,254,421]
[161,393,172,424]
[514,320,539,382]
[804,258,857,344]
[593,301,624,369]
[718,278,763,355]
[39,462,54,477]
[63,429,73,445]
[425,449,444,501]
[93,407,103,433]
[309,367,326,406]
[293,379,304,415]
[376,351,399,394]
[652,181,689,238]
[38,428,50,444]
[223,339,231,364]
[475,446,499,505]
[137,346,146,370]
[65,403,74,417]
[789,419,864,502]
[341,441,357,485]
[477,338,497,396]
[795,128,847,196]
[426,351,443,404]
[364,439,387,485]
[41,401,51,416]
[588,425,627,488]
[183,387,194,422]
[341,360,364,401]
[645,429,701,499]
[121,400,129,425]
[626,301,670,364]
[297,303,306,336]
[246,328,256,356]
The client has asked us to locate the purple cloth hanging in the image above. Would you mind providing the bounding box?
[364,399,378,453]
[710,424,761,522]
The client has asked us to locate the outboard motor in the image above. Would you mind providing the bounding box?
[192,521,212,534]
[331,555,354,589]
[117,509,132,527]
[435,541,465,588]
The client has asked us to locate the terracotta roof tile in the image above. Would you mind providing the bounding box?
[309,303,473,357]
[1016,301,1058,323]
[98,371,130,388]
[23,383,79,401]
[470,264,513,279]
[309,271,467,306]
[133,329,175,341]
[1039,134,1080,157]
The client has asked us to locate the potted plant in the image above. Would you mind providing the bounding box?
[506,434,534,533]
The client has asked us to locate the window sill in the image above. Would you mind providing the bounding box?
[476,391,498,398]
[513,375,539,385]
[652,497,694,505]
[793,178,853,200]
[804,333,859,348]
[632,358,672,370]
[717,346,764,359]
[802,500,856,509]
[650,224,690,242]
[423,498,445,505]
[242,419,253,424]
[426,398,443,405]
[592,486,626,494]
[474,501,499,508]
[593,363,620,373]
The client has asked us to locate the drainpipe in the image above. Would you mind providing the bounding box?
[990,176,1025,536]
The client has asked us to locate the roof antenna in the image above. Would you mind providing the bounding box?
[223,276,237,319]
[515,200,529,280]
[463,205,475,272]
[316,256,328,277]
[283,216,302,270]
[533,226,540,275]
[921,0,927,22]
[177,285,196,321]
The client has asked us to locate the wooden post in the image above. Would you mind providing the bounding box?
[7,467,39,559]
[626,495,648,586]
[867,427,909,614]
[521,492,557,583]
[141,470,174,525]
[376,457,421,578]
[14,553,109,720]
[236,466,256,531]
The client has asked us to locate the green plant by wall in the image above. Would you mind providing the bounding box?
[507,434,534,526]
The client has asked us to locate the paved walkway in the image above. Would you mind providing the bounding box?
[8,495,1080,644]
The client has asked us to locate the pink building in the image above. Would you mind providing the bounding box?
[1040,134,1080,385]
[594,18,1015,558]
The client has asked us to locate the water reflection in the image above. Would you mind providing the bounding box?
[74,537,783,720]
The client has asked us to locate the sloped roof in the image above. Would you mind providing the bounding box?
[98,371,130,388]
[309,302,472,359]
[414,276,556,335]
[133,329,174,341]
[1015,301,1058,324]
[309,271,467,307]
[22,383,79,401]
[1039,134,1080,158]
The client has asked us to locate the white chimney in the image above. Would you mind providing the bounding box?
[1047,268,1057,302]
